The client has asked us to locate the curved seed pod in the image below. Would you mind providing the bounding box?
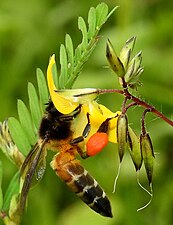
[117,114,128,162]
[127,126,142,171]
[106,39,125,77]
[140,133,155,185]
[113,114,127,193]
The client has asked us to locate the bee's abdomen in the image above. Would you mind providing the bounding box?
[66,163,113,218]
[51,152,113,217]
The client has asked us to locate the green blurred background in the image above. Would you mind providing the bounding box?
[0,0,173,224]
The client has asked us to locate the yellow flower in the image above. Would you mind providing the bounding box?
[47,55,98,114]
[47,55,121,156]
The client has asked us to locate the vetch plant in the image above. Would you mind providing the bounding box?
[0,3,172,225]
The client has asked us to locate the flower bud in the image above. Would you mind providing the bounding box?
[116,114,128,162]
[119,36,136,70]
[106,39,125,77]
[124,51,143,89]
[0,120,24,168]
[127,126,142,171]
[140,133,155,185]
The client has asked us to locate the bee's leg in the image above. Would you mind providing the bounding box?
[59,105,82,122]
[85,118,115,157]
[71,115,112,145]
[82,113,91,138]
[71,113,90,144]
[70,136,84,144]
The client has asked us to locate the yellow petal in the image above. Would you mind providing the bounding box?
[47,55,78,114]
[82,103,106,126]
[82,102,121,143]
[108,113,121,143]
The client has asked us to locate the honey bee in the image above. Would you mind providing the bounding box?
[19,100,113,218]
[19,55,121,219]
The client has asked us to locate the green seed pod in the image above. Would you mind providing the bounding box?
[140,133,155,185]
[106,39,125,77]
[127,126,142,171]
[117,114,128,162]
[9,193,21,224]
[119,36,136,70]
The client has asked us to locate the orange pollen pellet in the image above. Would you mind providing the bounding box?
[86,132,108,156]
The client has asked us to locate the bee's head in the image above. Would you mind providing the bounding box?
[45,101,63,117]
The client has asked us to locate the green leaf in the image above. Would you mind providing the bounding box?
[0,121,8,157]
[36,68,49,111]
[8,117,31,155]
[0,161,3,209]
[88,7,96,39]
[96,3,108,28]
[65,34,74,73]
[17,99,36,145]
[74,45,82,67]
[28,82,42,129]
[64,3,117,89]
[2,172,20,211]
[78,17,88,50]
[59,44,68,89]
[106,6,119,21]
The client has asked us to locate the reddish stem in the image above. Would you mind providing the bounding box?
[141,109,151,135]
[99,89,173,127]
[121,97,128,114]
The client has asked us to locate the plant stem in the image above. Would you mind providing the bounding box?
[141,109,151,135]
[121,97,128,114]
[99,88,173,127]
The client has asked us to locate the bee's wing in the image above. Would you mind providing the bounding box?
[19,139,47,213]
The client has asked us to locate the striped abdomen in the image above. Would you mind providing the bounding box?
[51,151,112,217]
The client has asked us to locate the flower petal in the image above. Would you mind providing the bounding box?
[47,55,78,114]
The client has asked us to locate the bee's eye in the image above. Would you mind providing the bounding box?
[86,132,108,156]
